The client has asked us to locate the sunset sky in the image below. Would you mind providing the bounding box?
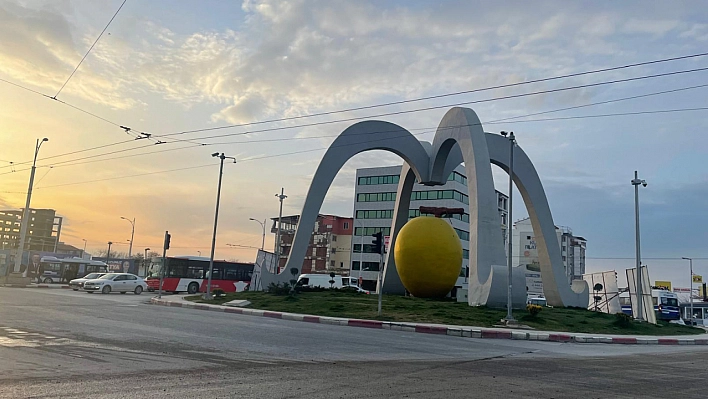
[1,0,707,286]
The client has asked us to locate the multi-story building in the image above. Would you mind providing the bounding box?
[351,165,508,292]
[0,208,63,252]
[511,217,586,287]
[271,214,353,275]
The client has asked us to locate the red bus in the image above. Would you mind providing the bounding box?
[145,256,253,294]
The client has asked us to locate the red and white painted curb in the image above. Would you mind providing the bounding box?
[1,284,72,289]
[150,297,708,346]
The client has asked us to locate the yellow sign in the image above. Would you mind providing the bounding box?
[655,280,672,291]
[693,275,703,284]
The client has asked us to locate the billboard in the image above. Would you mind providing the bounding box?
[583,271,621,314]
[251,250,277,291]
[655,280,672,291]
[626,266,657,324]
[92,258,137,275]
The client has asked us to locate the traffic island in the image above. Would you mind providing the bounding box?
[150,294,708,345]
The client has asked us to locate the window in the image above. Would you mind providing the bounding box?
[343,222,349,230]
[360,261,380,271]
[330,261,335,267]
[340,262,344,268]
[455,229,470,240]
[357,175,400,185]
[462,249,469,259]
[354,227,391,236]
[352,261,360,270]
[354,244,381,254]
[127,275,137,280]
[527,236,531,240]
[332,235,337,242]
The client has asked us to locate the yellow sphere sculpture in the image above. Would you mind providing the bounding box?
[394,216,463,298]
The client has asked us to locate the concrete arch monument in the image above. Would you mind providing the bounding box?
[260,107,588,308]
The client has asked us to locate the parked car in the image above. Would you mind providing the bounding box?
[69,273,106,291]
[83,273,147,295]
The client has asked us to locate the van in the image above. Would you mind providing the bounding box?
[296,274,354,289]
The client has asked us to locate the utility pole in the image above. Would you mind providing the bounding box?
[501,131,516,324]
[249,218,266,250]
[144,248,150,277]
[121,217,135,259]
[158,232,170,299]
[14,138,49,274]
[274,188,287,274]
[53,217,62,253]
[631,171,647,321]
[682,257,694,325]
[205,152,236,299]
[81,239,87,258]
[106,241,113,268]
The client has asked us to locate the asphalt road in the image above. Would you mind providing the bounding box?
[0,288,707,398]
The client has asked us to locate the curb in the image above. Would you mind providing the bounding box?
[149,297,708,346]
[1,284,72,289]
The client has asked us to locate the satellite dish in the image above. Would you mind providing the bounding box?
[593,283,603,292]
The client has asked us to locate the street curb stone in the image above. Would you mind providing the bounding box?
[1,284,71,289]
[148,297,708,346]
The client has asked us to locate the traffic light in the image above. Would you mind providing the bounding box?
[372,232,383,254]
[163,232,171,250]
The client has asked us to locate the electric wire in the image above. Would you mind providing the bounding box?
[54,0,128,98]
[157,51,708,137]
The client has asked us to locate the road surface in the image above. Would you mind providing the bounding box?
[0,288,706,398]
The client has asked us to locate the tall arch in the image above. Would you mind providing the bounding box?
[259,121,430,288]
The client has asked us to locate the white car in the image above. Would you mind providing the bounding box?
[83,273,147,295]
[69,273,107,291]
[343,285,370,294]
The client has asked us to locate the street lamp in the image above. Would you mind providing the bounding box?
[144,248,151,277]
[274,188,287,274]
[106,241,113,268]
[500,131,516,324]
[197,250,201,256]
[205,152,237,300]
[14,138,49,275]
[631,171,647,322]
[120,217,135,258]
[682,257,694,325]
[249,218,266,250]
[81,239,87,258]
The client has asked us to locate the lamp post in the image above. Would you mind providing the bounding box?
[274,188,287,274]
[682,257,694,325]
[631,171,647,322]
[81,239,87,258]
[500,131,516,324]
[144,248,150,277]
[249,218,266,250]
[106,241,113,269]
[205,152,237,300]
[197,250,201,256]
[14,138,49,274]
[120,217,135,259]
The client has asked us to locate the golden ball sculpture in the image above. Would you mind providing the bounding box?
[394,216,463,298]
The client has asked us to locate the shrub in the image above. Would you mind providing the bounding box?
[212,288,226,298]
[526,304,543,317]
[613,312,633,328]
[267,282,292,296]
[294,285,327,293]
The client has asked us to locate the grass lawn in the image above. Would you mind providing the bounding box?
[187,291,704,336]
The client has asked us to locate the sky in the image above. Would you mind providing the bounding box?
[0,0,707,287]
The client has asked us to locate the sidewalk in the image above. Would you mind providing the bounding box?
[1,283,72,289]
[150,296,708,345]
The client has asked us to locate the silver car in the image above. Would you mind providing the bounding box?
[83,273,147,295]
[69,273,106,291]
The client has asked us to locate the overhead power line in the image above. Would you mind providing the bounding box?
[154,66,708,141]
[158,52,708,137]
[22,103,708,190]
[54,0,128,98]
[2,52,707,170]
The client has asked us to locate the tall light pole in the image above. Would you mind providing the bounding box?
[106,241,113,269]
[500,131,516,323]
[274,188,287,274]
[81,239,87,258]
[205,152,236,299]
[249,218,266,250]
[144,248,150,277]
[120,217,135,259]
[14,138,49,274]
[682,257,694,325]
[631,171,647,322]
